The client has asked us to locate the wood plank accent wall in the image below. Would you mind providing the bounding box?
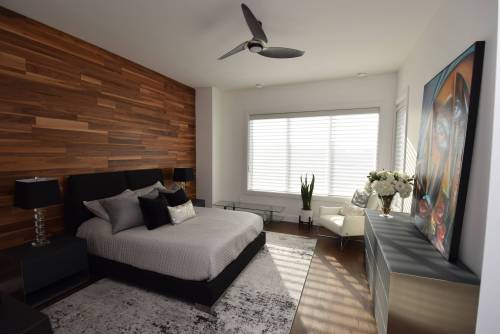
[0,7,196,249]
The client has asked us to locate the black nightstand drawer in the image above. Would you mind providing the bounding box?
[1,236,89,306]
[22,238,88,293]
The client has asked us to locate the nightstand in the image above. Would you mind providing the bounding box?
[0,235,89,307]
[0,293,53,334]
[192,198,206,207]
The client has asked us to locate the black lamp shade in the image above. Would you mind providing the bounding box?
[14,178,61,209]
[172,168,194,182]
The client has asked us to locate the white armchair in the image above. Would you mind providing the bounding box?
[318,195,378,249]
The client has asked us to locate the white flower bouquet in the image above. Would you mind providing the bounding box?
[365,170,414,198]
[365,170,414,217]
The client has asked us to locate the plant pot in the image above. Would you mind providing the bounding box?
[300,209,313,223]
[378,194,395,218]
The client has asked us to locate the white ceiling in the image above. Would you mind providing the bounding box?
[0,0,444,89]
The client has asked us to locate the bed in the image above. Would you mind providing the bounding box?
[64,168,266,308]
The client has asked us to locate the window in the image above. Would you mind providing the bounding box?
[247,109,379,197]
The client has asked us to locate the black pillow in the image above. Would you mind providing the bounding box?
[161,188,189,207]
[138,194,171,230]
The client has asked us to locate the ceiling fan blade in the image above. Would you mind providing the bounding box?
[241,4,268,43]
[258,47,304,58]
[218,42,247,60]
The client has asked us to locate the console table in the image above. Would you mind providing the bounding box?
[214,201,284,223]
[364,210,479,334]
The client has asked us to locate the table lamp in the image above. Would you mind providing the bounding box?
[14,177,61,247]
[172,168,194,190]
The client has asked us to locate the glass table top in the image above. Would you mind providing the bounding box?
[213,201,285,213]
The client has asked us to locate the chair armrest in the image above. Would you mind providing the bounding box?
[319,206,342,216]
[341,216,366,236]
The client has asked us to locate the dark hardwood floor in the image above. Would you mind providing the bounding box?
[264,222,377,334]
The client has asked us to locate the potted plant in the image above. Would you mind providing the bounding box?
[300,174,315,222]
[366,170,414,218]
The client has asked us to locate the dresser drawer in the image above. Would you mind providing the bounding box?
[364,247,375,292]
[364,217,376,254]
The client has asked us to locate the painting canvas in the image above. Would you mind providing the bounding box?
[412,42,484,261]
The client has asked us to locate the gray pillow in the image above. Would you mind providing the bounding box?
[101,191,144,234]
[351,189,371,208]
[83,189,132,221]
[141,189,160,199]
[133,181,166,197]
[159,183,181,194]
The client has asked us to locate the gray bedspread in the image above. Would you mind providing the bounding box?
[77,207,263,281]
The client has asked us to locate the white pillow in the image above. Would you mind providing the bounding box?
[83,189,132,221]
[133,181,167,197]
[339,203,365,216]
[167,200,196,224]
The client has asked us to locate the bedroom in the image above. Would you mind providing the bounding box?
[0,0,499,333]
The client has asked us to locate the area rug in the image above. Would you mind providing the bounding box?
[44,232,317,334]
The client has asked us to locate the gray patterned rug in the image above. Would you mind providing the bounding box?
[44,232,316,334]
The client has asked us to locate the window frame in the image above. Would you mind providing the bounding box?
[244,107,382,201]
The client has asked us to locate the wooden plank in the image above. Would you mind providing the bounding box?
[35,116,89,131]
[0,156,109,172]
[97,97,116,109]
[80,74,102,85]
[0,51,25,71]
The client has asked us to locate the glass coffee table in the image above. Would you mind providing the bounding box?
[213,201,285,223]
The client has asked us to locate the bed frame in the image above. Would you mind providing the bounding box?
[64,168,266,308]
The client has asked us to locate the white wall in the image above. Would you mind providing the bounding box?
[195,87,213,206]
[195,87,221,207]
[214,73,397,222]
[476,2,500,332]
[397,0,497,277]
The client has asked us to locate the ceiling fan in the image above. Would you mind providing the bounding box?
[218,3,305,60]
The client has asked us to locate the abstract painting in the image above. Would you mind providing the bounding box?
[412,42,485,261]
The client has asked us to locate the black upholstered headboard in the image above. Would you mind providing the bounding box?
[64,168,164,235]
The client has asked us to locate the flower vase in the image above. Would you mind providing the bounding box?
[378,194,395,218]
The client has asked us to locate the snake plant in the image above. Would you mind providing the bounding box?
[300,174,315,210]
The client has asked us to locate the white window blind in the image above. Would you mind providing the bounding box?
[248,109,379,197]
[393,95,409,212]
[394,108,407,173]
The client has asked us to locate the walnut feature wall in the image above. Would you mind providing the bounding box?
[0,7,195,249]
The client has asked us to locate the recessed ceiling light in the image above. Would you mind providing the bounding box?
[357,72,369,78]
[255,83,264,88]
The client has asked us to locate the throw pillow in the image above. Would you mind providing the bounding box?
[161,188,189,207]
[133,181,167,197]
[83,189,132,221]
[167,200,196,224]
[351,189,371,208]
[139,193,171,230]
[101,191,144,234]
[162,183,181,194]
[140,189,160,200]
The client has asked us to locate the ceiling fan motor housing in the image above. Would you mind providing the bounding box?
[247,40,265,53]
